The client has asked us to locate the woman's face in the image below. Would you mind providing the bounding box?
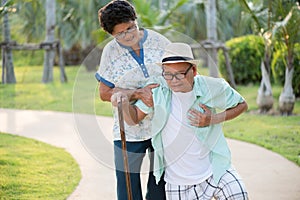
[112,21,140,47]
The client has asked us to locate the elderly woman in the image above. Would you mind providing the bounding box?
[95,1,170,200]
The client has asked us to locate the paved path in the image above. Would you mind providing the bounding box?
[0,108,300,200]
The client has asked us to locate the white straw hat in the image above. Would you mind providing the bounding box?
[157,43,201,66]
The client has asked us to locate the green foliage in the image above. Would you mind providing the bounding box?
[0,132,81,199]
[16,0,45,42]
[132,0,188,32]
[218,35,265,84]
[0,0,14,16]
[55,0,101,49]
[272,43,300,97]
[132,0,160,27]
[271,1,300,46]
[171,1,206,41]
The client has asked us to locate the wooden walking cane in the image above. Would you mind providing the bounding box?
[117,96,133,200]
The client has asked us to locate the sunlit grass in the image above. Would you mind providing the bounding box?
[0,65,111,116]
[0,132,81,199]
[223,114,300,165]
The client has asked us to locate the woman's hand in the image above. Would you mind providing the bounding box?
[134,84,159,107]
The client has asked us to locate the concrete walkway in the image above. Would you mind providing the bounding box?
[0,108,299,200]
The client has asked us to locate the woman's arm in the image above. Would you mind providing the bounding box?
[98,82,159,107]
[111,93,147,126]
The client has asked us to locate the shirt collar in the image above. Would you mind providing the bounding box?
[192,75,205,97]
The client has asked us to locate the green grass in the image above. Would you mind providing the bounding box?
[0,132,81,199]
[1,65,300,169]
[226,84,300,166]
[0,65,111,116]
[223,114,300,165]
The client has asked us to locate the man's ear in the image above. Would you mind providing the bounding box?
[192,65,197,76]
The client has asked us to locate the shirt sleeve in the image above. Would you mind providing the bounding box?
[135,99,153,114]
[95,72,115,88]
[213,78,245,110]
[94,42,115,88]
[196,77,245,111]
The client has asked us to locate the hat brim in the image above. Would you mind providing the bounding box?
[156,59,201,67]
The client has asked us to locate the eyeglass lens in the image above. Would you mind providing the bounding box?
[163,64,193,80]
[115,24,137,40]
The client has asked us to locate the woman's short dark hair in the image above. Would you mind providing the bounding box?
[98,0,137,34]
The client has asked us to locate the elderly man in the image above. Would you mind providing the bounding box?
[115,43,249,200]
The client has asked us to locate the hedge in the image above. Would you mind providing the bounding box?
[218,35,265,85]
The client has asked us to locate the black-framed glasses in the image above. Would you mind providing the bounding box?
[162,64,193,80]
[114,24,138,40]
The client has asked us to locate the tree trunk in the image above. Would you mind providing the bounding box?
[222,47,236,88]
[42,0,56,83]
[256,49,274,113]
[2,0,16,84]
[205,0,219,77]
[57,42,67,83]
[278,63,295,116]
[256,33,274,114]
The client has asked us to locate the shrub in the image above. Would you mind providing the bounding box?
[218,35,265,85]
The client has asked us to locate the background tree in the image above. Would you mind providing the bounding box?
[205,0,218,77]
[272,2,300,115]
[132,0,188,30]
[17,0,45,42]
[42,0,56,83]
[1,0,16,84]
[56,0,101,50]
[240,0,300,115]
[8,0,105,66]
[239,0,275,113]
[5,0,258,69]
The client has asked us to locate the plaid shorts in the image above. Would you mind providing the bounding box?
[165,168,248,200]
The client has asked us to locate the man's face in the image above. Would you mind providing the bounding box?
[162,62,195,93]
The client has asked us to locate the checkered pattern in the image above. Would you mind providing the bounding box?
[165,168,248,200]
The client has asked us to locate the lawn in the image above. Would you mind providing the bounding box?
[0,132,81,199]
[1,65,300,168]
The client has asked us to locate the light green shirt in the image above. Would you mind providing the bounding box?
[136,75,245,184]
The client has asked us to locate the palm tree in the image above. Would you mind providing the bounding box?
[239,0,274,113]
[272,2,300,115]
[12,0,102,67]
[132,0,189,30]
[56,0,100,50]
[1,0,16,84]
[16,0,45,42]
[42,0,56,83]
[240,0,300,115]
[169,0,259,80]
[205,0,218,77]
